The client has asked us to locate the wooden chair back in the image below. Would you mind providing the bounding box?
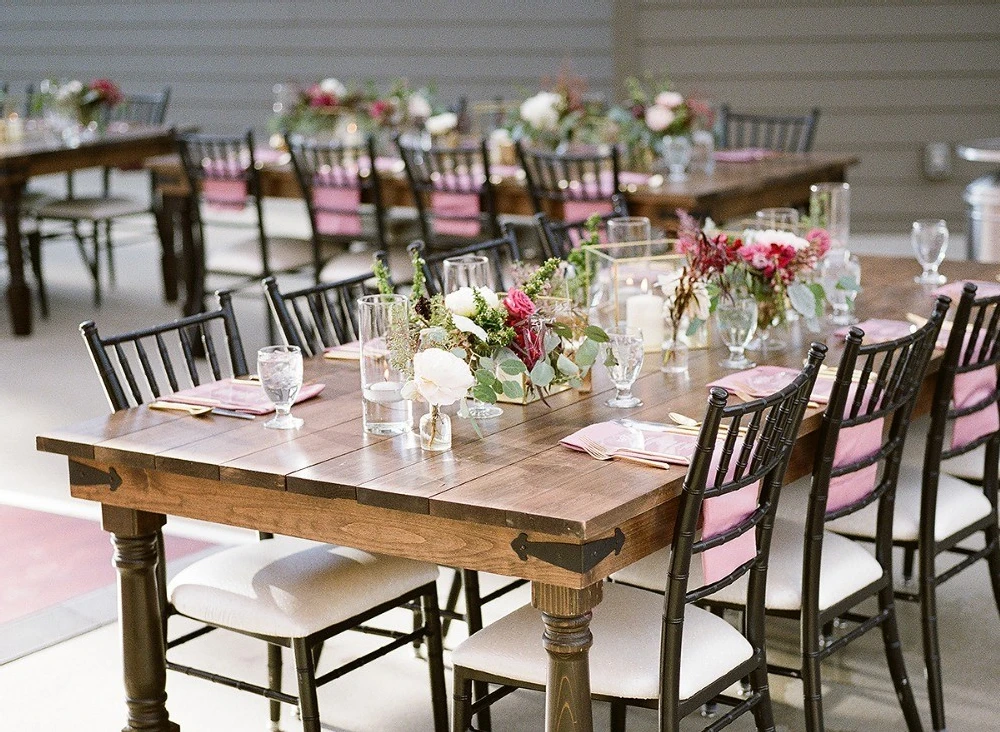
[515,140,621,217]
[407,225,521,296]
[534,194,629,259]
[718,105,820,153]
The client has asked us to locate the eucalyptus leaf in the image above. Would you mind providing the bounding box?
[549,322,573,340]
[478,356,496,373]
[544,331,562,354]
[686,318,705,337]
[450,347,467,360]
[568,377,583,389]
[474,368,494,385]
[604,349,618,368]
[836,275,860,292]
[495,347,518,363]
[556,353,580,376]
[472,384,498,404]
[530,360,555,387]
[499,358,527,375]
[584,325,610,343]
[502,379,524,399]
[787,282,817,317]
[807,282,827,317]
[575,338,599,367]
[803,315,821,333]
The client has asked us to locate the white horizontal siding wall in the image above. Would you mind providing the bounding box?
[620,0,1000,233]
[2,1,614,138]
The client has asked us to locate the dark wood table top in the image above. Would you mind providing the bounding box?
[37,256,997,579]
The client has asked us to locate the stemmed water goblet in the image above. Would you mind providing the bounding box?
[603,327,645,408]
[257,345,304,429]
[820,251,862,326]
[715,294,758,370]
[912,219,949,285]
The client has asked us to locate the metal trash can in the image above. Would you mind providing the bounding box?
[965,172,1000,262]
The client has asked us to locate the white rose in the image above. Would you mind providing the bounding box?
[444,286,499,317]
[408,348,475,406]
[758,229,809,250]
[655,91,684,109]
[57,79,83,101]
[408,94,432,120]
[489,127,512,145]
[644,104,675,133]
[318,78,346,97]
[519,92,561,132]
[424,112,458,135]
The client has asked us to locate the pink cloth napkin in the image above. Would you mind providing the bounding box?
[323,341,362,360]
[431,191,482,236]
[160,379,325,415]
[313,186,363,236]
[713,148,778,163]
[932,280,1000,301]
[834,319,913,343]
[707,366,833,404]
[559,421,758,584]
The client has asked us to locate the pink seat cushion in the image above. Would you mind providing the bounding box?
[431,191,481,237]
[313,186,363,236]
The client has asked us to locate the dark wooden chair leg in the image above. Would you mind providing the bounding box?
[291,637,321,732]
[801,616,825,732]
[105,218,117,287]
[441,569,463,639]
[268,643,283,731]
[902,546,917,584]
[90,221,102,308]
[748,660,776,732]
[610,699,627,732]
[452,666,473,732]
[987,523,1000,617]
[918,557,946,732]
[26,229,47,319]
[881,586,923,731]
[422,588,449,732]
[462,569,491,732]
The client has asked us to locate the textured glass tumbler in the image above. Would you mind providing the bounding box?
[258,345,304,430]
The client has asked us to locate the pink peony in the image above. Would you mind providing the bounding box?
[655,91,684,109]
[805,227,831,257]
[644,104,675,133]
[89,78,123,106]
[503,288,536,324]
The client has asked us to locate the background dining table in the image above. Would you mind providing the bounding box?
[35,254,988,732]
[0,124,176,336]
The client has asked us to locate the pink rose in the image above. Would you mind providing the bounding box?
[806,227,831,257]
[503,288,536,324]
[655,91,684,109]
[644,104,675,133]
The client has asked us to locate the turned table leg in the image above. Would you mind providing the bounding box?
[102,505,179,732]
[2,180,33,336]
[532,581,603,732]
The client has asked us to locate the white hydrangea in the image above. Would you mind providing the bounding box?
[408,94,432,120]
[318,78,346,97]
[519,91,562,132]
[424,112,458,135]
[751,228,810,250]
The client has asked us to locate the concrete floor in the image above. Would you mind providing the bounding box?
[0,171,995,731]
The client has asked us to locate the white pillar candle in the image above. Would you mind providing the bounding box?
[363,381,403,404]
[626,293,665,352]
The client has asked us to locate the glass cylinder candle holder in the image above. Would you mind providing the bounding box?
[810,182,850,250]
[359,294,412,435]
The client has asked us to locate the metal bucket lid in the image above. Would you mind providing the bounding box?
[965,173,1000,205]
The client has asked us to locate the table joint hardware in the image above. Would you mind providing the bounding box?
[511,528,625,573]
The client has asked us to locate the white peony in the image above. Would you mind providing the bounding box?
[655,91,685,109]
[644,104,676,133]
[444,286,499,317]
[424,112,458,135]
[408,94,432,120]
[451,314,488,343]
[404,348,475,406]
[318,78,346,97]
[519,91,562,132]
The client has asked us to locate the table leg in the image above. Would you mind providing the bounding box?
[531,581,603,732]
[2,181,33,336]
[177,194,205,317]
[102,505,179,732]
[152,177,178,304]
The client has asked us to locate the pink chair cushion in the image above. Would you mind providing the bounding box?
[431,191,481,237]
[312,186,363,236]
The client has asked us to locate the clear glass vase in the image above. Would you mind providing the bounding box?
[661,317,691,374]
[419,405,452,452]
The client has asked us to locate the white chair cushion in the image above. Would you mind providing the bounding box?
[452,582,753,701]
[36,196,149,220]
[167,537,439,638]
[319,245,416,284]
[206,235,319,275]
[904,415,993,481]
[827,462,993,543]
[613,517,884,612]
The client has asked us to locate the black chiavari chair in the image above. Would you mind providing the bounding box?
[831,283,1000,732]
[79,291,447,732]
[516,139,622,220]
[452,345,827,732]
[717,105,820,153]
[396,135,499,249]
[534,193,629,259]
[407,224,521,296]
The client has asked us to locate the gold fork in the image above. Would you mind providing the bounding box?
[576,437,673,470]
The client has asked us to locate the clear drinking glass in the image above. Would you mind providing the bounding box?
[443,255,491,294]
[359,294,413,435]
[809,182,850,250]
[257,345,304,430]
[608,216,652,258]
[756,207,800,233]
[662,135,693,182]
[715,295,758,370]
[912,219,949,285]
[603,327,645,408]
[820,251,862,326]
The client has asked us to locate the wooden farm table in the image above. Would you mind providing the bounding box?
[147,151,856,316]
[0,125,176,335]
[35,255,985,732]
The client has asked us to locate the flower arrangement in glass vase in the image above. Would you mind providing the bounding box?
[38,78,123,136]
[510,65,609,151]
[674,211,831,352]
[607,76,713,174]
[373,251,609,446]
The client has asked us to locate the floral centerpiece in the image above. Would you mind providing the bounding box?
[509,66,609,150]
[373,250,609,446]
[607,76,712,172]
[37,78,123,129]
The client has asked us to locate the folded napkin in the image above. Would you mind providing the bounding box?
[560,421,758,584]
[708,365,833,404]
[713,148,777,163]
[932,280,1000,301]
[160,379,325,415]
[834,319,914,343]
[323,341,362,361]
